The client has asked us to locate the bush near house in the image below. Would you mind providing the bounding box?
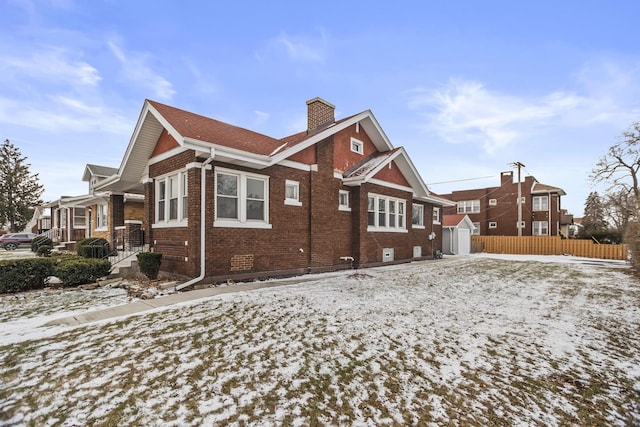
[76,237,111,259]
[137,252,162,280]
[54,258,112,286]
[0,258,55,293]
[0,256,112,293]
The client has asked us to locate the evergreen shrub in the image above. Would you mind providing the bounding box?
[137,252,162,280]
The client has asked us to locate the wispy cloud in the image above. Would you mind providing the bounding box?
[409,60,640,155]
[0,48,101,86]
[107,39,175,100]
[259,29,328,63]
[0,95,131,135]
[253,110,270,126]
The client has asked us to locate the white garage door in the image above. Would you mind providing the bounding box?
[458,228,471,255]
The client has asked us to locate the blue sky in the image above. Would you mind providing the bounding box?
[2,1,640,217]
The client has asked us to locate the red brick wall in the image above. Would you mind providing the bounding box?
[333,124,377,173]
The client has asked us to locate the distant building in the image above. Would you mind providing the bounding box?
[441,171,567,237]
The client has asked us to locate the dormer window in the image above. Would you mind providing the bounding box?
[350,138,363,155]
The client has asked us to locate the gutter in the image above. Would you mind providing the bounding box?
[176,148,215,291]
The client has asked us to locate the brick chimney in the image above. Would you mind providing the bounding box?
[306,97,335,133]
[501,171,513,185]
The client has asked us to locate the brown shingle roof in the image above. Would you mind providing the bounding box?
[442,214,467,227]
[148,100,283,156]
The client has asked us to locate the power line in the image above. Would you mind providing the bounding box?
[428,175,494,185]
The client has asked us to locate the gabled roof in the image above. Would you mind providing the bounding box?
[442,214,476,229]
[96,99,448,206]
[532,181,566,195]
[82,164,118,182]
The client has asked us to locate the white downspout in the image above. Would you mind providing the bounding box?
[176,149,215,291]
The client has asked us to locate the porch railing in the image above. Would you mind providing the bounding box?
[108,226,146,266]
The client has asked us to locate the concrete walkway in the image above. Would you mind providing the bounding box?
[43,277,322,327]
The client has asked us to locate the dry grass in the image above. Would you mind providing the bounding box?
[1,257,639,426]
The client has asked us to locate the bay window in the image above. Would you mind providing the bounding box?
[155,170,188,226]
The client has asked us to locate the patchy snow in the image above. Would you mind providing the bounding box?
[1,254,639,426]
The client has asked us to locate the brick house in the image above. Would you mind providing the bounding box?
[96,97,454,284]
[441,171,566,237]
[38,164,144,250]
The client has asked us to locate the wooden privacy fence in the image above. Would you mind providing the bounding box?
[471,236,628,260]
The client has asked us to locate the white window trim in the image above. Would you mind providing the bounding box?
[367,193,407,233]
[73,207,87,229]
[472,222,481,235]
[350,137,364,155]
[432,207,441,225]
[489,199,497,206]
[533,220,549,236]
[412,203,425,229]
[96,203,108,231]
[154,170,189,228]
[457,200,480,214]
[284,180,302,206]
[339,190,351,212]
[533,195,549,211]
[214,167,272,229]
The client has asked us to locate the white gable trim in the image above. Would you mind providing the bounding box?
[271,110,394,165]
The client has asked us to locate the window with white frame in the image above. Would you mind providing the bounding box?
[433,206,441,224]
[489,221,497,229]
[285,180,301,206]
[215,168,270,227]
[156,171,189,225]
[533,221,549,236]
[533,195,549,211]
[457,200,480,214]
[350,138,364,155]
[339,190,350,211]
[472,222,481,235]
[412,204,424,227]
[181,173,188,219]
[367,194,406,231]
[489,198,497,206]
[96,204,107,230]
[73,208,86,228]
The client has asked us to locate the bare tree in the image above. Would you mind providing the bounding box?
[591,122,640,211]
[605,189,636,235]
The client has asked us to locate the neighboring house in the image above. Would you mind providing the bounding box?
[559,209,575,238]
[40,164,144,250]
[441,171,566,237]
[96,97,454,283]
[442,214,475,255]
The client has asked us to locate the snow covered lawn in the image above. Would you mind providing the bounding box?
[1,255,639,426]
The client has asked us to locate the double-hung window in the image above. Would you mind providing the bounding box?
[533,196,549,211]
[73,208,86,228]
[155,171,188,226]
[367,193,406,232]
[533,221,549,236]
[457,200,480,214]
[96,204,107,230]
[412,204,424,228]
[433,207,441,224]
[215,167,271,228]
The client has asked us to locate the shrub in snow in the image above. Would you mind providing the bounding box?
[31,235,53,253]
[36,245,52,257]
[76,238,111,259]
[54,258,112,286]
[0,258,55,293]
[137,252,162,280]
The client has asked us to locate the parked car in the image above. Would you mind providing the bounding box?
[0,233,37,250]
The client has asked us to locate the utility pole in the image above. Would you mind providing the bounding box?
[510,162,525,237]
